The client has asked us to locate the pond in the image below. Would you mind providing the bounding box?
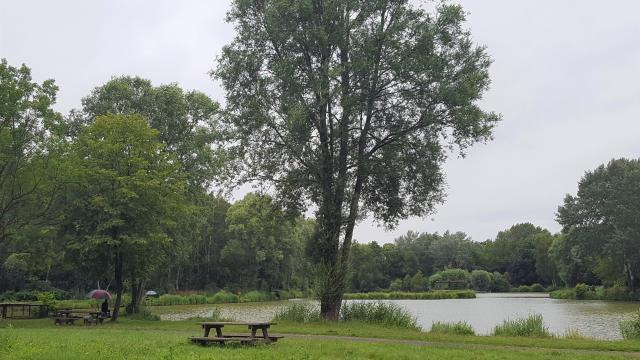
[155,293,640,340]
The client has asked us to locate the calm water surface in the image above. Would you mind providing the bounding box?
[385,293,639,339]
[158,293,640,340]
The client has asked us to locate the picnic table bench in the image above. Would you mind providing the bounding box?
[190,322,283,345]
[52,309,108,326]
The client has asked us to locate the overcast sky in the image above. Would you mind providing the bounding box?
[1,1,638,244]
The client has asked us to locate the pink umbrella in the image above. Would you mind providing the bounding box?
[86,289,112,300]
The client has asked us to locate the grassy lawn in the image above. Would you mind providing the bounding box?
[2,317,640,359]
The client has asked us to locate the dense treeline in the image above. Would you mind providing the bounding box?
[0,61,314,319]
[1,58,639,314]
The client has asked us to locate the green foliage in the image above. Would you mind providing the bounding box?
[557,159,640,290]
[344,290,475,300]
[0,59,63,252]
[490,272,511,292]
[223,193,304,291]
[514,285,531,293]
[575,283,589,300]
[530,283,545,292]
[63,114,187,319]
[620,310,640,340]
[429,269,470,290]
[275,301,420,330]
[36,292,58,316]
[340,302,420,330]
[126,308,160,321]
[274,302,320,323]
[210,290,239,303]
[217,0,499,317]
[470,270,492,291]
[143,290,305,306]
[430,321,475,336]
[389,279,403,292]
[493,314,550,337]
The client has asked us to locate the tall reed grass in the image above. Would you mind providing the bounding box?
[275,301,419,330]
[492,314,550,337]
[274,302,320,323]
[340,302,420,330]
[620,310,640,340]
[430,321,475,335]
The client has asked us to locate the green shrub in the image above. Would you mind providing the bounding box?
[430,321,475,336]
[490,272,511,292]
[389,279,403,292]
[210,290,239,303]
[274,302,320,323]
[549,288,575,299]
[530,283,545,292]
[470,270,492,292]
[620,310,640,340]
[575,283,589,300]
[36,292,58,316]
[409,271,429,292]
[429,269,470,290]
[340,301,420,330]
[493,314,549,337]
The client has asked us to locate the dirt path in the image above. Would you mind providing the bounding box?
[281,333,640,358]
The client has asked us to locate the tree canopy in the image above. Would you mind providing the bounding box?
[63,114,187,320]
[557,158,640,290]
[216,0,499,319]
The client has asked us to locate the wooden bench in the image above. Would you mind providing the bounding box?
[189,322,283,346]
[53,317,80,325]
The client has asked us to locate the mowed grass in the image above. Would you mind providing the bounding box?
[0,326,634,360]
[3,318,640,359]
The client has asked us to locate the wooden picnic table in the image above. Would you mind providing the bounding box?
[53,309,106,326]
[190,321,283,345]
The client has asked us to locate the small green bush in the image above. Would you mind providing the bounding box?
[575,283,589,300]
[493,314,549,337]
[210,290,239,303]
[620,310,640,340]
[36,292,58,316]
[430,321,475,336]
[530,283,545,292]
[514,285,531,293]
[389,279,403,292]
[470,270,492,292]
[490,272,511,292]
[429,269,470,290]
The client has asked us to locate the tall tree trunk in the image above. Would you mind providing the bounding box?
[130,279,146,314]
[111,250,123,321]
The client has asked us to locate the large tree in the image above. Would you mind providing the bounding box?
[557,158,640,290]
[0,59,63,249]
[73,76,221,192]
[216,0,499,318]
[63,115,186,320]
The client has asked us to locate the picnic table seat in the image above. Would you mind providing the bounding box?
[189,321,283,346]
[53,316,81,325]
